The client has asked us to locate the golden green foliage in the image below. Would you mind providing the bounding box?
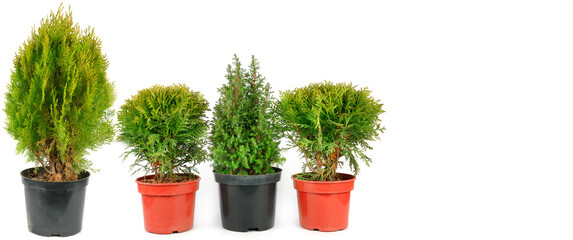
[4,5,116,182]
[275,81,384,181]
[117,84,209,183]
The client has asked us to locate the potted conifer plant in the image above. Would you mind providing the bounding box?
[275,81,385,232]
[210,55,285,232]
[117,84,209,234]
[4,6,116,237]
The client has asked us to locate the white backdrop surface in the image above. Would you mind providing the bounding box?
[0,1,572,239]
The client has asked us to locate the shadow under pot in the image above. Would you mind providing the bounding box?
[21,167,90,237]
[292,173,356,232]
[214,168,282,232]
[136,174,200,234]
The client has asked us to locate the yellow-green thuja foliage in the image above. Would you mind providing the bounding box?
[210,55,285,175]
[117,84,209,183]
[275,81,384,181]
[4,6,116,182]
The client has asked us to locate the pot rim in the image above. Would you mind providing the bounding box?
[292,172,355,194]
[214,167,282,185]
[291,172,355,183]
[21,167,90,191]
[21,167,90,183]
[135,173,201,186]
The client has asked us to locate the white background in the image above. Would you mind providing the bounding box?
[1,0,572,239]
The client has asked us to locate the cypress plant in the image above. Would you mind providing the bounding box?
[4,6,116,182]
[275,81,385,181]
[117,84,209,183]
[210,55,284,175]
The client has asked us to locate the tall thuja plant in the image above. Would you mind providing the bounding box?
[210,55,284,175]
[4,6,116,182]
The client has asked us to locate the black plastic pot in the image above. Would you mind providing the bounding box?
[21,168,90,237]
[214,168,281,232]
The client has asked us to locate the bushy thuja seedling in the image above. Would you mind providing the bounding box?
[117,84,209,183]
[210,55,284,175]
[275,81,384,181]
[4,6,116,182]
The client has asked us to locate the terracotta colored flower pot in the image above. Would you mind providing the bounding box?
[292,173,356,232]
[136,175,200,234]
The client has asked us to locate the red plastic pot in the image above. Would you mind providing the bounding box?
[292,173,356,232]
[136,175,200,234]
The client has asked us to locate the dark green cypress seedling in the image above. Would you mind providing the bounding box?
[117,84,209,183]
[210,55,285,175]
[275,81,385,181]
[4,6,116,182]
